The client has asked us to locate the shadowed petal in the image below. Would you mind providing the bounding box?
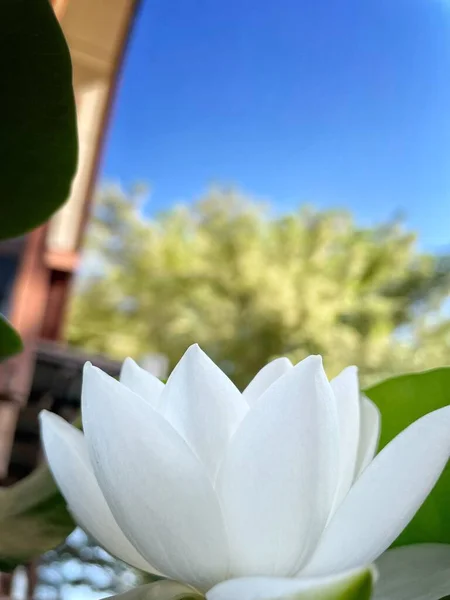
[40,411,158,574]
[354,396,381,478]
[120,358,165,409]
[302,407,450,576]
[217,356,339,577]
[111,581,204,600]
[243,358,293,405]
[82,364,229,591]
[329,366,360,514]
[159,344,248,478]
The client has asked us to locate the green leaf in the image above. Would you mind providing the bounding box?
[279,569,374,600]
[365,367,450,547]
[0,461,75,571]
[312,568,374,600]
[0,413,82,571]
[108,581,204,600]
[0,314,23,360]
[0,0,78,240]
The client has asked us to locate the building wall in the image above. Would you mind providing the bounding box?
[43,0,138,340]
[47,0,136,259]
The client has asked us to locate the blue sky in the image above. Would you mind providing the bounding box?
[100,0,450,251]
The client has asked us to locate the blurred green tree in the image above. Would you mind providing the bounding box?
[67,184,450,388]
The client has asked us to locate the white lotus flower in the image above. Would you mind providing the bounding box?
[40,345,450,599]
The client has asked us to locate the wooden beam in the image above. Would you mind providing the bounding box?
[51,0,70,21]
[0,227,49,480]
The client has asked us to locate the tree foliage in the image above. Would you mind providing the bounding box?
[67,185,450,388]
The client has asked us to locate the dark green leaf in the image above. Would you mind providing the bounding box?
[0,314,23,360]
[0,0,78,240]
[365,367,450,547]
[0,461,76,571]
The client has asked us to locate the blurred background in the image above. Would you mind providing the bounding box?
[1,0,450,598]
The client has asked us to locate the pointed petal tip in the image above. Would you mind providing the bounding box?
[84,362,112,384]
[39,410,55,441]
[38,408,50,422]
[82,362,96,386]
[179,343,218,369]
[83,361,99,382]
[276,356,293,368]
[40,412,84,470]
[81,363,118,422]
[120,355,165,407]
[291,354,322,367]
[39,409,65,430]
[84,362,113,383]
[186,342,203,356]
[297,354,324,371]
[40,410,80,437]
[120,356,137,377]
[175,343,204,366]
[243,356,294,404]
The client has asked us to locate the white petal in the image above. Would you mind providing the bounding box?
[120,357,165,409]
[242,358,293,405]
[329,366,360,514]
[217,356,339,577]
[354,395,381,478]
[39,411,156,574]
[374,544,450,600]
[206,565,376,600]
[159,344,248,478]
[82,364,229,591]
[302,406,450,577]
[111,581,203,600]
